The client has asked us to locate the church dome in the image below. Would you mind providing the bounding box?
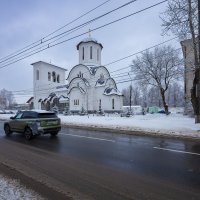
[77,37,103,50]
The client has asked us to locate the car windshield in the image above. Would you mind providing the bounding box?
[38,113,57,118]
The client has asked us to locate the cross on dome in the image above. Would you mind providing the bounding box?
[88,28,91,38]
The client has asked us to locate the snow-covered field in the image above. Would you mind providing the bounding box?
[0,174,44,200]
[0,113,199,139]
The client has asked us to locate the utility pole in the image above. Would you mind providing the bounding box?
[128,73,132,114]
[191,0,200,123]
[196,0,200,122]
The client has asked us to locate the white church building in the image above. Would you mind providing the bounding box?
[30,36,123,113]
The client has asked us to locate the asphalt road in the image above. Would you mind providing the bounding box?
[0,120,200,200]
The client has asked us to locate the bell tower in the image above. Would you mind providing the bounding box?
[76,34,103,66]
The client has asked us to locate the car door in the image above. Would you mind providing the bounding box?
[9,112,24,132]
[19,111,33,132]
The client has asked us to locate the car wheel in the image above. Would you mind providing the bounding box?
[24,127,33,140]
[50,132,58,136]
[4,124,12,136]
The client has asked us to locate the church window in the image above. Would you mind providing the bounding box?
[52,71,56,82]
[78,71,83,78]
[36,70,39,80]
[48,72,51,81]
[74,99,79,105]
[82,47,84,60]
[112,99,115,109]
[57,74,60,83]
[100,73,104,79]
[97,49,99,61]
[99,99,101,110]
[90,46,92,59]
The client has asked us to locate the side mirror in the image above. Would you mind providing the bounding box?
[10,116,15,120]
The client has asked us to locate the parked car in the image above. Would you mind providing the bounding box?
[0,109,6,114]
[4,110,61,140]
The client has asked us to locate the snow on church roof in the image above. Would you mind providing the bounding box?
[76,37,103,50]
[104,88,122,96]
[31,61,67,71]
[95,78,106,87]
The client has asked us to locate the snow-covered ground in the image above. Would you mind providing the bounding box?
[59,113,200,138]
[0,174,44,200]
[0,112,199,139]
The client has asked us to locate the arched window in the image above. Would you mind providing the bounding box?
[112,99,115,109]
[97,49,99,61]
[99,99,101,110]
[78,71,83,78]
[82,47,84,60]
[48,72,51,81]
[36,70,39,80]
[90,46,92,59]
[100,73,104,79]
[57,75,60,83]
[52,71,56,82]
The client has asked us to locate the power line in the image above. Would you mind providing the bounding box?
[0,0,112,63]
[0,0,137,65]
[0,0,168,69]
[8,39,181,95]
[12,57,183,97]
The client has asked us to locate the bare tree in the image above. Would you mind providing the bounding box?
[161,0,200,121]
[0,89,15,109]
[166,82,184,107]
[122,86,141,106]
[131,45,183,114]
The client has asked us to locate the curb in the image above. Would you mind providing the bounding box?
[62,123,200,142]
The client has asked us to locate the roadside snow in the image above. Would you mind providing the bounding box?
[0,174,44,200]
[59,114,200,137]
[0,113,199,139]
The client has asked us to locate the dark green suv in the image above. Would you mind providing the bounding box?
[4,110,61,140]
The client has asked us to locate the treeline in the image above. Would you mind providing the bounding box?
[122,82,184,108]
[0,89,16,109]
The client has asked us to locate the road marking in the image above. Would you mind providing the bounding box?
[153,146,200,156]
[62,133,116,142]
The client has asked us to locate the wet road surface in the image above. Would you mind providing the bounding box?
[0,121,200,199]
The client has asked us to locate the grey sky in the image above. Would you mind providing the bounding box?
[0,0,181,103]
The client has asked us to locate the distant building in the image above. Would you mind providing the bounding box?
[31,36,123,113]
[180,39,195,116]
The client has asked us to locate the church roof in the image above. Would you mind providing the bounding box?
[95,78,106,87]
[76,37,103,50]
[31,61,67,71]
[26,96,34,104]
[104,87,122,96]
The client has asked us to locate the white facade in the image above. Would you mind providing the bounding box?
[77,38,103,66]
[67,37,123,113]
[32,37,123,113]
[32,61,67,110]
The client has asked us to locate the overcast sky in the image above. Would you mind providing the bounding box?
[0,0,181,103]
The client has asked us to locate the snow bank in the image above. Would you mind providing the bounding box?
[0,174,44,200]
[59,113,200,139]
[0,113,199,139]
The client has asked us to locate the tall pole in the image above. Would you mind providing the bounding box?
[196,0,200,122]
[128,73,132,114]
[198,0,200,64]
